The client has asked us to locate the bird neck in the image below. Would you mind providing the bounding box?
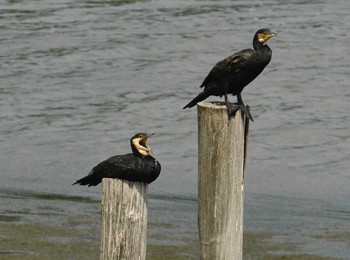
[130,145,143,159]
[253,40,264,51]
[131,147,154,161]
[254,43,271,56]
[136,153,154,164]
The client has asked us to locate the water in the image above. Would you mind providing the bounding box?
[1,0,350,258]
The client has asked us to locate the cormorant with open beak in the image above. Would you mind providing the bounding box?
[73,133,161,186]
[183,28,277,121]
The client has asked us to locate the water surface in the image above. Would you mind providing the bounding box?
[1,0,349,258]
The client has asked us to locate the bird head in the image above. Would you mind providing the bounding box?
[255,28,277,44]
[130,133,155,157]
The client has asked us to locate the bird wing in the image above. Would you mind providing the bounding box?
[89,154,137,179]
[200,49,254,87]
[73,154,139,186]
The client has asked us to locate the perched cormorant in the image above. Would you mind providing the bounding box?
[183,28,277,121]
[73,133,161,186]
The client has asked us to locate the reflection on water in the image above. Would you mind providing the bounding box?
[1,0,350,258]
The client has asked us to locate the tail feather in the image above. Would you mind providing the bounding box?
[73,174,101,187]
[183,92,209,109]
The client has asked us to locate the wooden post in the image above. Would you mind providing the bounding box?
[197,101,249,260]
[100,178,148,260]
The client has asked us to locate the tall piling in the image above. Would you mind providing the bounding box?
[197,101,249,260]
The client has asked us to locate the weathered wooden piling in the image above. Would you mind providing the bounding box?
[197,101,249,260]
[100,178,148,260]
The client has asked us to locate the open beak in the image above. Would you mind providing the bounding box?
[146,133,155,138]
[141,133,155,154]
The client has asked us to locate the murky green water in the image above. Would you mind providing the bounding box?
[1,0,350,258]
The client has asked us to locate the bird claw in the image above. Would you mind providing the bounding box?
[227,104,254,122]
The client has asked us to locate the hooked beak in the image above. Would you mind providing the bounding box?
[146,133,155,138]
[269,31,277,37]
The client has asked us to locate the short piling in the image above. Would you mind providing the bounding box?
[100,178,148,260]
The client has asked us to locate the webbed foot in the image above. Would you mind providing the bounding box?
[226,103,254,122]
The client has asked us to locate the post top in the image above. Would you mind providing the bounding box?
[197,101,227,109]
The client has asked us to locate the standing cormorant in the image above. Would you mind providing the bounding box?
[73,133,161,186]
[183,28,277,121]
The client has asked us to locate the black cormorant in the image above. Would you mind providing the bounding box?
[73,133,161,186]
[183,28,277,121]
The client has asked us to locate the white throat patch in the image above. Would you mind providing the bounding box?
[132,137,151,156]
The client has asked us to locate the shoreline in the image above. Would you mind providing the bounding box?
[0,220,343,260]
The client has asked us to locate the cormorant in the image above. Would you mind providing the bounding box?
[73,133,161,186]
[183,28,277,121]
